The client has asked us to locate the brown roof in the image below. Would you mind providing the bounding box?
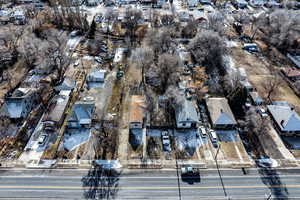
[43,95,70,125]
[129,95,146,123]
[283,68,300,78]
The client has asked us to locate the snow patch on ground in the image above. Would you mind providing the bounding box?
[64,128,91,151]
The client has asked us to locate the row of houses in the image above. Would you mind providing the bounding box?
[128,94,238,130]
[128,91,300,136]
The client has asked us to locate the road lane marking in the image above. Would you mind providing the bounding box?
[0,185,299,190]
[1,175,300,179]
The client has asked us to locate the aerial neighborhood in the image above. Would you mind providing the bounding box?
[0,0,300,199]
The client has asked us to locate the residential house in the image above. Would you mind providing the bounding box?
[86,0,99,6]
[175,99,198,129]
[67,99,95,129]
[187,0,198,7]
[282,68,300,82]
[206,98,237,129]
[156,0,165,7]
[18,0,35,3]
[0,15,10,25]
[113,48,127,64]
[267,104,300,135]
[249,91,264,106]
[87,70,106,83]
[287,53,300,69]
[11,9,26,25]
[0,87,38,119]
[129,95,146,129]
[43,90,71,131]
[55,77,76,91]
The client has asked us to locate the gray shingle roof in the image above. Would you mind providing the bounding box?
[68,101,95,124]
[206,98,237,126]
[176,99,198,122]
[267,105,300,132]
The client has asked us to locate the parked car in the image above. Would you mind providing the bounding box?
[199,126,207,137]
[70,30,80,38]
[74,61,80,66]
[257,107,268,117]
[249,0,264,8]
[209,130,218,148]
[264,0,281,8]
[243,43,260,53]
[162,132,171,152]
[38,134,47,145]
[199,0,213,6]
[232,0,248,9]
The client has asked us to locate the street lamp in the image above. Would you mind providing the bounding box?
[214,143,228,198]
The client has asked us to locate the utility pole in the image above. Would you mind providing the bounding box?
[167,101,181,200]
[175,156,182,200]
[214,143,227,198]
[173,127,182,200]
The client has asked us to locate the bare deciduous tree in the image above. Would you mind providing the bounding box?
[124,8,142,43]
[181,19,198,38]
[46,29,70,83]
[50,1,89,32]
[157,53,181,94]
[188,30,227,75]
[130,47,154,86]
[144,28,176,56]
[207,11,225,36]
[104,8,118,34]
[164,85,184,110]
[161,14,175,26]
[262,75,282,103]
[243,107,269,154]
[256,9,300,52]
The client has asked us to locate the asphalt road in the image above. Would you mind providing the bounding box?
[0,168,300,199]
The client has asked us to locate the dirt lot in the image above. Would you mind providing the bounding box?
[221,141,249,161]
[231,46,300,112]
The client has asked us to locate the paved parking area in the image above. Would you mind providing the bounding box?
[217,130,240,142]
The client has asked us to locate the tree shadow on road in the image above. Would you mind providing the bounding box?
[258,167,289,200]
[81,164,121,199]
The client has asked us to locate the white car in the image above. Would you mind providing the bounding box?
[161,133,171,152]
[38,134,47,145]
[74,61,79,66]
[199,126,207,137]
[257,107,268,117]
[257,157,278,168]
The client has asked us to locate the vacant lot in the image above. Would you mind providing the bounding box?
[231,46,300,112]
